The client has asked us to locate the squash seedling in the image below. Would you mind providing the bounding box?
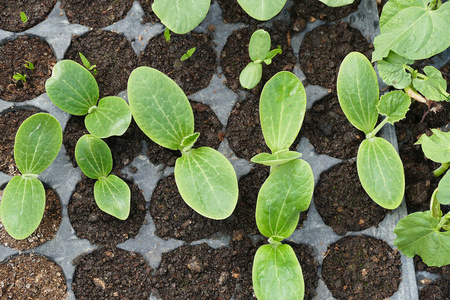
[251,72,314,300]
[0,113,62,240]
[239,29,282,90]
[337,52,408,210]
[13,73,26,83]
[180,47,196,61]
[24,60,34,70]
[127,66,238,220]
[164,27,171,42]
[79,52,97,76]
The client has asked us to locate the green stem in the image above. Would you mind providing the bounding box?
[433,162,450,177]
[436,212,450,230]
[405,86,428,105]
[366,118,389,139]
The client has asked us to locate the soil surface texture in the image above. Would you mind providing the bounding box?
[419,278,450,300]
[217,0,261,25]
[72,247,152,299]
[0,35,56,102]
[138,0,159,24]
[322,235,402,300]
[0,0,56,32]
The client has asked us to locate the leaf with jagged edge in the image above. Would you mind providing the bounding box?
[377,51,414,89]
[413,66,450,102]
[377,90,411,124]
[416,129,450,164]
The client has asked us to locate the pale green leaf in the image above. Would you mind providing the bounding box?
[253,244,304,300]
[237,0,288,20]
[249,29,271,62]
[357,137,404,209]
[377,51,414,89]
[266,46,282,61]
[75,135,112,179]
[251,150,302,167]
[416,129,450,163]
[180,47,196,61]
[94,175,130,220]
[413,66,450,102]
[0,176,45,240]
[319,0,355,7]
[256,159,313,239]
[239,62,262,90]
[260,71,306,153]
[14,113,62,175]
[174,147,238,219]
[180,132,200,152]
[337,52,379,135]
[377,90,411,124]
[128,66,194,150]
[45,60,99,115]
[437,171,450,205]
[394,211,450,267]
[85,96,132,138]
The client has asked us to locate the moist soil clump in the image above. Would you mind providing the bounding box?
[217,0,261,25]
[322,235,402,300]
[314,161,388,235]
[138,0,159,24]
[299,22,373,90]
[68,175,146,246]
[0,187,61,250]
[139,32,217,96]
[301,93,364,159]
[0,253,67,299]
[72,247,152,299]
[0,107,41,176]
[64,30,138,98]
[419,279,450,300]
[0,0,56,32]
[0,35,57,102]
[220,24,296,94]
[60,0,133,28]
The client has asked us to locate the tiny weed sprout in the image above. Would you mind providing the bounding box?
[164,27,171,42]
[239,29,282,89]
[20,11,28,23]
[24,60,34,70]
[394,129,450,267]
[251,72,313,300]
[337,52,407,210]
[127,66,238,220]
[79,52,97,76]
[0,113,62,240]
[13,73,26,83]
[180,47,196,61]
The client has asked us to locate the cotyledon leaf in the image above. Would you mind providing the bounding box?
[251,150,302,167]
[75,135,112,180]
[249,29,271,62]
[240,62,262,90]
[237,0,288,21]
[319,0,355,7]
[94,175,131,220]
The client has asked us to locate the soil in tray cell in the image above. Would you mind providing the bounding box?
[419,278,450,300]
[138,0,160,24]
[217,0,261,25]
[0,35,57,102]
[0,0,57,32]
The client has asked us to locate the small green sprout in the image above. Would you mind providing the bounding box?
[164,27,171,42]
[20,12,28,24]
[24,60,34,70]
[13,73,27,83]
[79,52,97,76]
[180,47,196,61]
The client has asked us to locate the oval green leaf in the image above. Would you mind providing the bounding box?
[437,172,450,205]
[152,0,210,34]
[249,29,271,62]
[253,244,304,300]
[416,129,450,163]
[377,90,411,124]
[237,0,288,21]
[260,71,306,153]
[128,66,194,150]
[0,176,45,240]
[256,159,313,239]
[357,137,404,209]
[337,52,379,135]
[85,96,132,138]
[239,62,262,90]
[94,175,130,220]
[319,0,355,7]
[251,150,302,167]
[14,113,62,175]
[174,147,238,219]
[75,135,112,179]
[45,60,99,115]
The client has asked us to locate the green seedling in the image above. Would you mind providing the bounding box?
[180,47,196,61]
[20,12,28,23]
[127,66,238,220]
[0,113,62,240]
[337,52,408,210]
[13,73,26,83]
[239,29,282,89]
[24,60,34,70]
[251,72,314,300]
[75,135,131,220]
[164,27,171,42]
[79,52,97,76]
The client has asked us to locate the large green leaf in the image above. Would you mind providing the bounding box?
[319,0,355,7]
[45,60,99,115]
[94,175,130,220]
[85,96,132,138]
[14,113,62,175]
[75,135,112,179]
[256,159,313,239]
[260,71,306,153]
[377,90,411,124]
[357,137,404,209]
[253,244,304,300]
[237,0,287,21]
[174,147,238,219]
[0,176,45,240]
[394,211,450,267]
[412,66,450,102]
[128,66,194,150]
[152,0,210,34]
[416,129,450,163]
[377,51,414,89]
[249,29,271,62]
[337,52,379,135]
[373,0,450,61]
[239,62,262,90]
[437,171,450,205]
[251,150,302,167]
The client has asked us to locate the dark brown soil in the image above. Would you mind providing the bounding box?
[0,107,41,176]
[138,0,160,24]
[220,24,296,94]
[60,0,133,28]
[139,31,217,96]
[322,235,402,300]
[415,256,450,280]
[0,253,67,299]
[68,175,146,246]
[0,0,56,32]
[64,29,138,98]
[0,187,61,250]
[0,35,57,102]
[217,0,261,25]
[299,21,373,90]
[72,247,153,299]
[420,279,450,300]
[314,161,389,235]
[300,93,365,159]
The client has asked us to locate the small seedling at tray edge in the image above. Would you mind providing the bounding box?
[20,11,28,24]
[13,72,26,83]
[180,47,196,61]
[79,52,98,76]
[164,27,171,42]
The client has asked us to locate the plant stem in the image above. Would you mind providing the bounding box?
[433,162,450,177]
[405,86,429,105]
[436,212,450,230]
[366,118,388,139]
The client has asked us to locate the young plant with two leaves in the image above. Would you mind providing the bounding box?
[127,66,238,220]
[45,59,132,220]
[250,71,314,300]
